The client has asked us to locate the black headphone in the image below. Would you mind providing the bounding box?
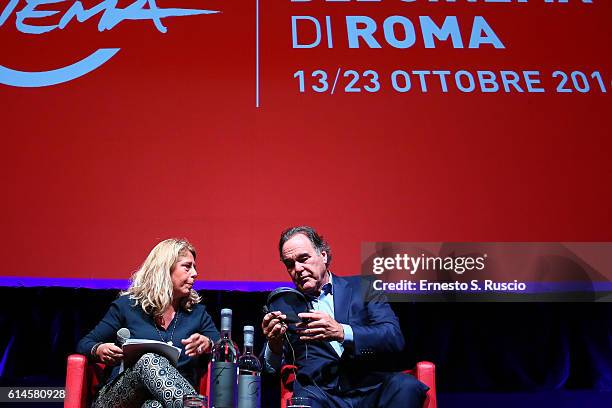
[263,287,310,325]
[264,287,327,400]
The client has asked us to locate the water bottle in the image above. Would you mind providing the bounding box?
[237,326,262,408]
[211,309,239,408]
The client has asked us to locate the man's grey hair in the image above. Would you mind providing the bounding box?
[278,225,332,267]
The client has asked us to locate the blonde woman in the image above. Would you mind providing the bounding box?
[77,238,220,408]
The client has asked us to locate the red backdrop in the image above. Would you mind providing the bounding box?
[1,0,610,287]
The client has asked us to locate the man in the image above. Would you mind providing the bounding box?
[262,226,428,408]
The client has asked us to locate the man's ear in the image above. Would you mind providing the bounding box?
[321,251,328,264]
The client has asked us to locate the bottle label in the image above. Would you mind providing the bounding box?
[211,362,236,408]
[237,375,261,408]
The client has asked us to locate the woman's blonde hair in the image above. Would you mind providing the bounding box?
[122,238,201,317]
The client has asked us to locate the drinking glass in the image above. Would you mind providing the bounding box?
[286,396,312,408]
[183,394,208,407]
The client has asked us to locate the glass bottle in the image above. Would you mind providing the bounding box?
[237,325,261,408]
[211,308,239,408]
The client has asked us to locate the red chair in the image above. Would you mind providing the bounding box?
[64,354,210,408]
[280,361,437,408]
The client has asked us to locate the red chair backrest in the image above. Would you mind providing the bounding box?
[65,354,210,408]
[279,362,437,408]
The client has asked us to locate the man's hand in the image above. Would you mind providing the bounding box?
[96,343,124,366]
[181,333,212,357]
[297,311,344,342]
[262,311,287,354]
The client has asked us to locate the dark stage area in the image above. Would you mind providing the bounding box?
[0,287,610,406]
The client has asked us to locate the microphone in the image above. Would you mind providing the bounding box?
[116,328,130,373]
[116,328,130,347]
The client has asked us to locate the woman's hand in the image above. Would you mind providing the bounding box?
[96,343,124,366]
[181,333,212,357]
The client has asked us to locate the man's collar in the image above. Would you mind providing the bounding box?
[321,272,333,295]
[304,272,334,299]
